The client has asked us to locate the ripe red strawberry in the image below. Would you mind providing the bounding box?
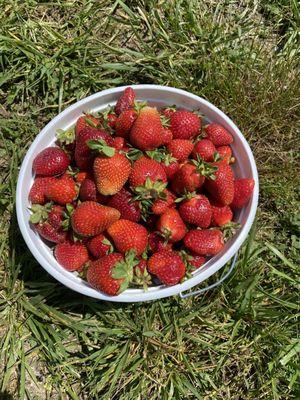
[148,232,172,253]
[79,178,97,202]
[204,123,233,146]
[107,113,117,128]
[75,171,89,184]
[93,152,131,195]
[148,250,186,285]
[29,177,55,204]
[32,147,70,176]
[48,205,64,229]
[87,234,113,259]
[54,241,89,272]
[178,194,212,228]
[87,251,139,295]
[112,137,125,150]
[115,109,137,137]
[129,156,167,188]
[75,127,114,170]
[115,87,136,116]
[151,189,176,215]
[171,159,216,194]
[107,188,141,222]
[78,178,109,203]
[161,155,180,180]
[133,258,152,288]
[231,178,255,208]
[192,139,216,162]
[75,114,100,136]
[71,201,120,237]
[107,219,148,256]
[170,110,201,139]
[184,229,224,256]
[35,222,67,243]
[161,106,176,119]
[204,163,234,206]
[189,254,206,270]
[211,203,233,226]
[167,139,194,161]
[216,146,233,164]
[130,106,164,151]
[161,128,173,145]
[156,208,186,243]
[45,176,77,205]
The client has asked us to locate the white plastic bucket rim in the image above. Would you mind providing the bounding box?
[16,85,259,302]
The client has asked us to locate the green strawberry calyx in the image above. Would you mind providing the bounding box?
[61,203,75,231]
[112,250,140,294]
[133,178,167,201]
[133,265,151,291]
[174,190,198,203]
[29,203,52,224]
[87,139,115,157]
[191,155,218,180]
[56,127,75,145]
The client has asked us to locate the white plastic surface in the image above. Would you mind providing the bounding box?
[16,85,259,302]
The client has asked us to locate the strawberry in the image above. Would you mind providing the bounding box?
[129,156,167,188]
[75,171,89,184]
[79,178,109,203]
[71,201,120,237]
[216,145,233,164]
[75,114,100,136]
[48,205,64,229]
[211,203,233,226]
[107,113,117,129]
[231,178,255,208]
[148,250,186,285]
[32,147,70,176]
[148,232,172,253]
[87,251,139,295]
[93,151,131,196]
[204,123,233,146]
[180,250,206,271]
[161,106,176,119]
[54,241,89,272]
[156,208,186,243]
[133,259,152,288]
[130,106,164,151]
[170,110,201,139]
[112,137,125,150]
[35,222,67,243]
[178,194,212,228]
[29,177,55,204]
[107,188,141,222]
[189,254,206,270]
[171,159,216,194]
[87,234,113,259]
[161,128,173,145]
[192,139,216,162]
[45,176,77,205]
[115,109,137,137]
[107,219,148,256]
[75,127,114,170]
[151,189,176,215]
[204,162,234,206]
[167,139,194,162]
[161,155,180,180]
[184,229,224,256]
[115,87,136,116]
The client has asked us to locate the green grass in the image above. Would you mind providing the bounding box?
[0,0,300,398]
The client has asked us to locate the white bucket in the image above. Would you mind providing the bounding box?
[16,85,259,302]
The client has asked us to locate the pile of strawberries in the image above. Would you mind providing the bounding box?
[28,87,254,296]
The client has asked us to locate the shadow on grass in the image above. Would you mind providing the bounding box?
[0,392,14,400]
